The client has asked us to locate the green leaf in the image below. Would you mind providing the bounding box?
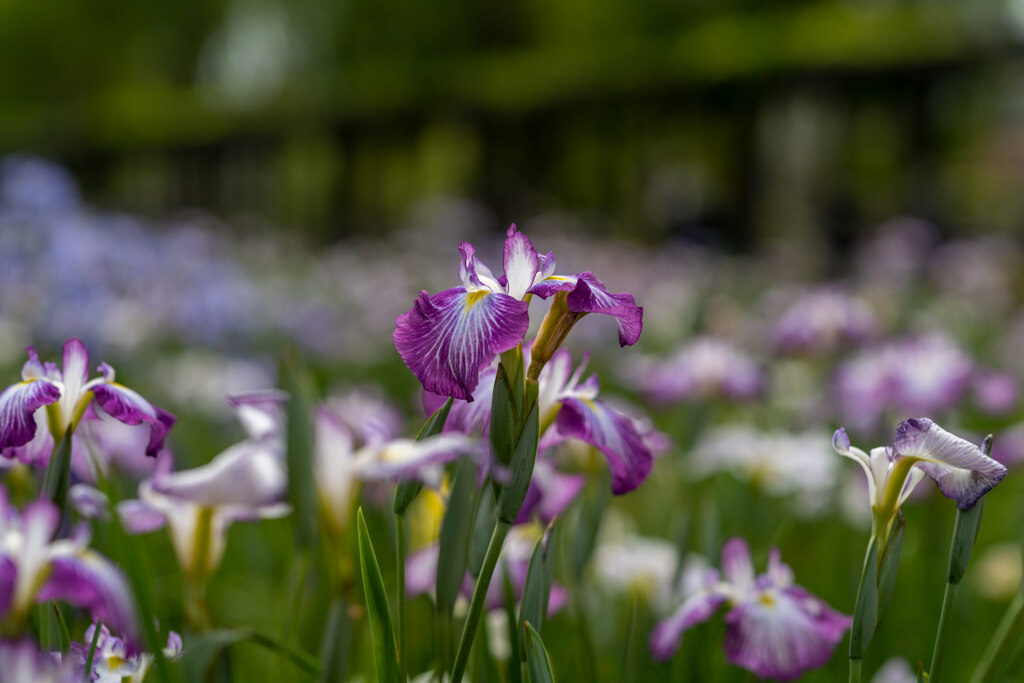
[496,401,540,525]
[179,628,320,681]
[317,597,353,683]
[396,398,455,515]
[41,431,73,522]
[850,535,880,660]
[84,619,103,679]
[469,483,496,578]
[518,520,558,654]
[489,363,520,476]
[877,515,905,622]
[948,498,985,585]
[437,458,480,618]
[356,508,402,683]
[280,351,317,549]
[569,478,608,583]
[503,567,523,683]
[524,622,556,683]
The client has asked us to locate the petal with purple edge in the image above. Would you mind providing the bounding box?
[356,433,481,482]
[37,551,141,654]
[721,537,755,592]
[0,380,61,451]
[556,397,653,495]
[226,390,288,441]
[722,586,851,681]
[394,288,529,401]
[151,440,286,508]
[649,590,729,661]
[527,275,578,299]
[502,224,540,300]
[0,556,15,620]
[566,273,643,347]
[91,383,175,457]
[59,339,90,410]
[894,418,1007,509]
[458,242,502,293]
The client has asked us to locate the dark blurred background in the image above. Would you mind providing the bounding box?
[5,0,1024,251]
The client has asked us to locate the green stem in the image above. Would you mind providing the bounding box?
[395,513,407,683]
[849,657,862,683]
[273,546,310,681]
[929,581,959,683]
[451,519,512,683]
[317,596,353,683]
[970,588,1024,683]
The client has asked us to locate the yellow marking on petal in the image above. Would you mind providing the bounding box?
[464,290,488,309]
[758,591,775,607]
[107,655,125,670]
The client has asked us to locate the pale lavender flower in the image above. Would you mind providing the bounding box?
[650,538,851,681]
[626,336,763,404]
[771,288,878,355]
[971,371,1019,417]
[70,623,182,683]
[0,640,78,683]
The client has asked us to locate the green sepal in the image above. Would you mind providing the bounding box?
[395,398,455,515]
[437,458,480,618]
[496,401,540,525]
[280,351,317,550]
[41,431,73,523]
[469,483,496,578]
[518,519,558,655]
[949,495,985,585]
[356,508,402,683]
[849,535,880,660]
[524,622,556,683]
[877,514,905,622]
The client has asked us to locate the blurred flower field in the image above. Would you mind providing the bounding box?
[2,156,1024,682]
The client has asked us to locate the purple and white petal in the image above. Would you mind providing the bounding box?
[226,390,288,441]
[650,590,729,661]
[115,499,168,534]
[832,428,878,504]
[555,397,652,495]
[91,383,176,457]
[515,458,585,524]
[722,587,851,681]
[502,225,540,300]
[152,440,286,507]
[0,380,61,451]
[565,273,643,347]
[721,537,755,592]
[56,338,91,425]
[405,544,440,599]
[458,242,502,293]
[0,556,15,620]
[37,551,141,654]
[527,275,578,299]
[356,433,481,483]
[394,287,530,401]
[894,418,1007,509]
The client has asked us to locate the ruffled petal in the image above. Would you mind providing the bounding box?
[722,586,851,681]
[565,273,643,346]
[649,589,729,661]
[37,552,141,654]
[91,383,176,457]
[502,224,540,300]
[0,380,61,451]
[555,397,653,494]
[394,288,530,401]
[894,418,1007,509]
[458,242,502,293]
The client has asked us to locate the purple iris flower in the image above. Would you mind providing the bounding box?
[770,288,878,355]
[625,336,763,405]
[0,489,140,651]
[0,338,175,465]
[69,622,182,683]
[0,640,79,683]
[394,225,642,400]
[650,537,851,681]
[833,419,1006,538]
[427,347,653,495]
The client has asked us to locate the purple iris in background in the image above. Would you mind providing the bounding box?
[0,338,174,465]
[770,288,878,356]
[0,639,79,683]
[834,418,1006,537]
[69,622,182,682]
[650,537,851,681]
[394,224,642,400]
[625,336,763,405]
[0,490,140,650]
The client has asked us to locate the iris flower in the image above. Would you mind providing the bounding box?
[833,418,1006,538]
[650,537,851,681]
[0,490,140,648]
[70,623,182,683]
[0,338,174,465]
[394,225,642,400]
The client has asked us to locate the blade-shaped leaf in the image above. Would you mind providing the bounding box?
[281,351,317,549]
[524,622,555,683]
[949,498,985,585]
[878,515,905,622]
[496,401,540,525]
[469,483,496,578]
[518,520,558,654]
[437,458,480,617]
[357,508,401,683]
[570,477,608,583]
[850,535,880,660]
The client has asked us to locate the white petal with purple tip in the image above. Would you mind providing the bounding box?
[0,380,61,451]
[502,224,540,300]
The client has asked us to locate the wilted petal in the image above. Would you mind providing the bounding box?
[556,398,652,494]
[151,441,285,508]
[0,380,61,451]
[722,586,851,681]
[894,418,1007,509]
[91,383,175,457]
[37,551,141,653]
[502,225,540,300]
[394,288,529,400]
[650,589,729,661]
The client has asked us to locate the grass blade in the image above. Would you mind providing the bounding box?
[357,508,401,683]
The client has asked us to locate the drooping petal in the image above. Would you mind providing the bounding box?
[355,433,481,484]
[0,380,61,451]
[649,589,729,661]
[831,428,878,505]
[502,224,540,300]
[722,586,851,681]
[394,287,530,401]
[37,551,141,653]
[226,390,288,441]
[151,440,286,508]
[893,418,1007,509]
[91,383,176,457]
[566,273,643,346]
[555,397,653,495]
